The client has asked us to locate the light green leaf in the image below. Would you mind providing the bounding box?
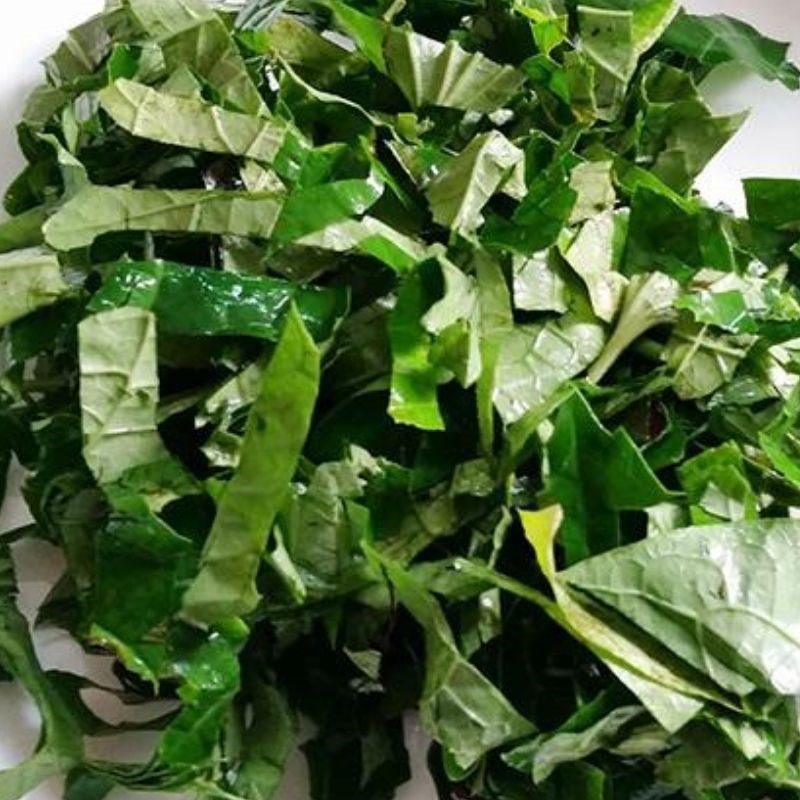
[493,314,606,425]
[384,28,525,112]
[560,210,628,322]
[426,132,525,234]
[44,185,284,250]
[519,506,710,732]
[0,750,76,800]
[577,0,677,121]
[201,362,264,425]
[423,256,482,387]
[99,79,291,161]
[45,4,136,85]
[589,272,680,384]
[568,161,617,224]
[512,251,570,314]
[127,0,265,114]
[183,307,320,624]
[664,322,753,400]
[296,216,426,272]
[272,176,384,243]
[0,551,83,800]
[476,252,514,452]
[79,307,169,484]
[562,519,800,697]
[0,248,69,328]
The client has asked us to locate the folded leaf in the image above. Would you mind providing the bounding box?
[559,210,627,322]
[79,307,169,484]
[0,248,69,328]
[183,306,320,623]
[505,706,647,783]
[296,216,426,272]
[423,256,482,388]
[426,132,525,234]
[44,185,284,250]
[127,0,265,113]
[271,176,384,242]
[637,62,748,194]
[384,28,526,112]
[476,251,514,452]
[577,0,677,121]
[519,506,710,732]
[45,5,136,85]
[100,79,291,161]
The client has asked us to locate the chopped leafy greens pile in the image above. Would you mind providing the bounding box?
[3,0,800,798]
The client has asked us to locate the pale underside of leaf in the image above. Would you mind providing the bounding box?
[0,248,69,328]
[79,307,169,484]
[44,185,284,250]
[100,79,290,162]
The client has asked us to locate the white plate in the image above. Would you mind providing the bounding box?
[1,2,800,798]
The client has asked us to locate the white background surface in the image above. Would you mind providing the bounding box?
[1,1,800,798]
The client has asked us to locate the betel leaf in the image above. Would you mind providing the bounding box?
[423,255,482,388]
[505,705,648,784]
[157,631,241,767]
[636,62,748,194]
[589,271,680,382]
[183,307,320,624]
[662,10,800,90]
[388,261,445,432]
[91,488,197,643]
[0,248,69,327]
[4,0,800,797]
[44,185,284,250]
[127,0,266,114]
[541,391,673,564]
[374,549,535,772]
[744,178,800,230]
[233,681,295,800]
[44,4,136,85]
[576,0,678,121]
[493,314,606,426]
[514,507,709,733]
[0,549,83,800]
[79,307,170,484]
[476,250,514,453]
[562,519,800,696]
[426,131,525,234]
[99,79,292,162]
[88,260,348,341]
[512,250,570,314]
[271,176,384,242]
[383,27,526,112]
[559,209,627,322]
[296,217,426,272]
